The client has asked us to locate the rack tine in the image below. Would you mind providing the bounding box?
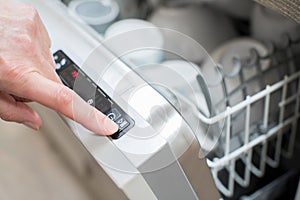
[233,150,252,187]
[282,75,300,157]
[250,141,267,177]
[212,160,235,197]
[262,86,271,130]
[225,107,231,157]
[266,76,288,167]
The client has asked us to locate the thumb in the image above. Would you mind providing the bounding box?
[0,92,41,130]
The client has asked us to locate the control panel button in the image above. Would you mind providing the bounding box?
[87,98,94,105]
[115,117,130,130]
[95,99,112,113]
[59,64,78,88]
[95,89,106,103]
[106,108,122,121]
[60,58,67,66]
[73,71,98,103]
[54,55,59,61]
[56,63,62,70]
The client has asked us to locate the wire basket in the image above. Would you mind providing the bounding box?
[199,35,300,197]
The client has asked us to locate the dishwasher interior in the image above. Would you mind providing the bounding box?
[30,0,300,199]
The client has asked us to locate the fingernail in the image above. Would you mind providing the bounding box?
[104,117,119,134]
[23,122,39,131]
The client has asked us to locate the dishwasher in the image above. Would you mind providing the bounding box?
[19,0,300,199]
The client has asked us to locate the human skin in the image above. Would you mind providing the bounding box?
[0,0,118,135]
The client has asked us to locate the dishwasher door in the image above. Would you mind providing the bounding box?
[15,0,221,199]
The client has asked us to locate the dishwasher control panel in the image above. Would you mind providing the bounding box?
[54,50,134,139]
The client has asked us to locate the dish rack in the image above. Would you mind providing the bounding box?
[198,36,300,197]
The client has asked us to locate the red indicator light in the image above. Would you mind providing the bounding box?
[71,70,78,78]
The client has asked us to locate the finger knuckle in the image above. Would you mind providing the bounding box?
[28,4,37,13]
[5,61,27,78]
[23,13,34,26]
[21,6,39,35]
[23,18,37,35]
[15,34,36,54]
[23,4,39,20]
[3,66,23,85]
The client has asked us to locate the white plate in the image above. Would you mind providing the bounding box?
[202,38,272,112]
[201,37,276,152]
[134,60,220,154]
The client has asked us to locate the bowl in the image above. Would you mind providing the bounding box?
[68,0,120,33]
[104,19,164,67]
[149,5,237,63]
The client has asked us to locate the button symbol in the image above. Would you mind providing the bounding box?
[87,99,94,105]
[71,70,78,78]
[106,108,121,121]
[60,58,67,66]
[116,117,129,129]
[54,55,59,61]
[107,113,116,120]
[56,63,61,70]
[117,118,124,124]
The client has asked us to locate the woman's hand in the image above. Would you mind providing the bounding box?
[0,0,118,135]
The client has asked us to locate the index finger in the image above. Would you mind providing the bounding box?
[23,72,118,135]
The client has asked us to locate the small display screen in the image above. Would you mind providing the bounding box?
[59,64,78,88]
[54,50,134,139]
